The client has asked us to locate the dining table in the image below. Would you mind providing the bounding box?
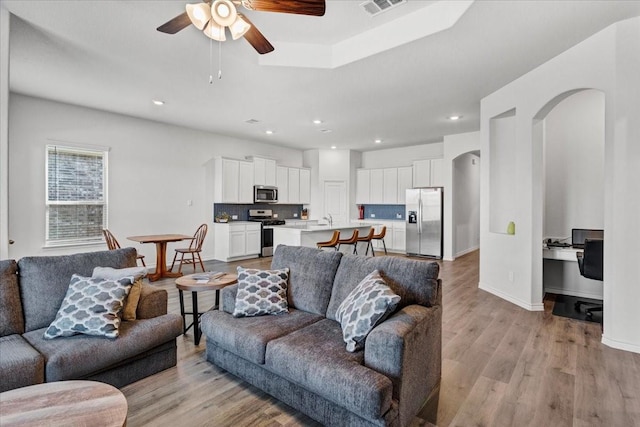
[127,234,192,281]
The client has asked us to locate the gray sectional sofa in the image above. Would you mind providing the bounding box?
[201,245,442,427]
[0,248,183,393]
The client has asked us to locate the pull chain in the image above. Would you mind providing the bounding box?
[209,37,214,84]
[218,39,223,80]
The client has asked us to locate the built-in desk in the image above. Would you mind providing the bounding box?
[543,245,602,299]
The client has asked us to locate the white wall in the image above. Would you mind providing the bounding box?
[7,94,304,264]
[453,152,480,257]
[0,5,9,259]
[442,131,480,260]
[544,89,604,237]
[361,142,443,168]
[480,17,640,353]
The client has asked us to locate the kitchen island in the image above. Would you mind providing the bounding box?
[273,222,376,253]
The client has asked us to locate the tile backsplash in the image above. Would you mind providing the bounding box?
[214,204,304,221]
[362,205,405,220]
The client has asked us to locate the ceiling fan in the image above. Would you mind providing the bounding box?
[157,0,326,54]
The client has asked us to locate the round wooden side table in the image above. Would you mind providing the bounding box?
[0,380,128,427]
[175,272,238,345]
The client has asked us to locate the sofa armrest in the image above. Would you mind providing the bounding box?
[136,283,168,319]
[221,284,238,314]
[364,304,442,427]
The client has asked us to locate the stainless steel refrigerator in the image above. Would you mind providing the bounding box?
[406,187,443,258]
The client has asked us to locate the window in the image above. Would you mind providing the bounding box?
[46,144,108,246]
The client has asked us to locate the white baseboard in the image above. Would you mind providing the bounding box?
[455,245,479,258]
[544,287,603,300]
[478,281,544,311]
[602,335,640,354]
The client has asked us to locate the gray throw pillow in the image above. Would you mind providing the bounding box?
[92,266,147,321]
[233,267,289,318]
[44,274,134,339]
[336,270,401,352]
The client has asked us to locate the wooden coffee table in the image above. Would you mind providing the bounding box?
[0,380,127,426]
[175,272,238,345]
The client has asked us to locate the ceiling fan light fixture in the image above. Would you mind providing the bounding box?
[211,0,238,27]
[185,3,212,30]
[203,20,226,41]
[230,15,251,40]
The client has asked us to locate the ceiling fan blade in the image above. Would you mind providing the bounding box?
[239,14,275,54]
[244,0,326,16]
[157,12,193,34]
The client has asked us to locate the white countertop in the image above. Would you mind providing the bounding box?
[276,222,376,233]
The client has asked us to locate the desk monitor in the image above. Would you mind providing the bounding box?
[572,228,604,248]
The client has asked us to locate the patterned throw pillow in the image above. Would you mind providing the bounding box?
[336,270,401,352]
[233,267,289,318]
[44,274,134,339]
[92,266,147,321]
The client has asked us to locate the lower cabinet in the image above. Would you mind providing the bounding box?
[214,222,261,262]
[361,220,406,253]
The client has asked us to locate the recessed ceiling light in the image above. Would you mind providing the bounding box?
[265,130,274,135]
[152,100,165,106]
[331,145,337,150]
[448,115,462,120]
[374,139,382,144]
[313,119,323,125]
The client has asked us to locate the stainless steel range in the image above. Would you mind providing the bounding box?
[248,209,286,257]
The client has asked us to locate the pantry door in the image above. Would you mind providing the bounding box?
[323,181,347,225]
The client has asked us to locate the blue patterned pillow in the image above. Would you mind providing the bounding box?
[233,267,289,318]
[336,270,401,352]
[44,274,134,339]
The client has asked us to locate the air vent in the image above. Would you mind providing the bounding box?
[245,119,260,124]
[360,0,406,16]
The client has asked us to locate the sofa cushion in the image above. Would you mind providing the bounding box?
[271,245,342,316]
[23,313,182,382]
[0,334,45,393]
[336,270,401,352]
[0,259,24,336]
[326,255,440,322]
[233,267,289,318]
[201,308,323,364]
[92,266,147,321]
[18,248,138,332]
[265,318,394,421]
[44,275,134,339]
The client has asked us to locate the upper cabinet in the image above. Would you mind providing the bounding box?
[397,166,413,201]
[413,158,444,188]
[299,168,311,204]
[288,168,300,203]
[356,167,410,205]
[276,166,289,204]
[214,157,254,204]
[383,168,398,204]
[252,156,276,186]
[356,169,370,204]
[276,166,310,205]
[369,169,384,204]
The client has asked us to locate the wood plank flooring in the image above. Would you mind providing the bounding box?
[121,250,640,426]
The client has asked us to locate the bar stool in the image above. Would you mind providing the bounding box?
[356,227,376,256]
[337,229,359,254]
[317,230,340,251]
[371,226,388,255]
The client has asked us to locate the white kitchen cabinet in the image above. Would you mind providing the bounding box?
[383,168,398,204]
[369,169,384,204]
[359,219,406,253]
[214,222,261,262]
[288,168,300,204]
[413,158,444,188]
[276,166,289,204]
[392,222,406,252]
[299,168,311,204]
[356,169,370,204]
[214,157,254,203]
[430,158,444,187]
[397,166,413,203]
[252,157,277,186]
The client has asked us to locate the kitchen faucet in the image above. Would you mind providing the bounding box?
[323,214,333,227]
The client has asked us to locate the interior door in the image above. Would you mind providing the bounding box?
[323,181,347,225]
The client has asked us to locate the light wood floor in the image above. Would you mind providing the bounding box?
[121,250,640,426]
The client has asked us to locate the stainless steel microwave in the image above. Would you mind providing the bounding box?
[254,185,278,203]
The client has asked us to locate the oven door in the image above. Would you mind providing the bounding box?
[262,226,274,257]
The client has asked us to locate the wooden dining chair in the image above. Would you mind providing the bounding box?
[317,230,340,251]
[102,229,146,267]
[337,229,359,255]
[356,227,376,256]
[371,226,388,255]
[170,224,208,274]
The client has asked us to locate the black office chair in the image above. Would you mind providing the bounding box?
[574,238,603,318]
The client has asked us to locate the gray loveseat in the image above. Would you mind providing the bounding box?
[0,248,183,393]
[201,245,442,427]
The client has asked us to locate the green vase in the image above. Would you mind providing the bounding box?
[507,221,515,235]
